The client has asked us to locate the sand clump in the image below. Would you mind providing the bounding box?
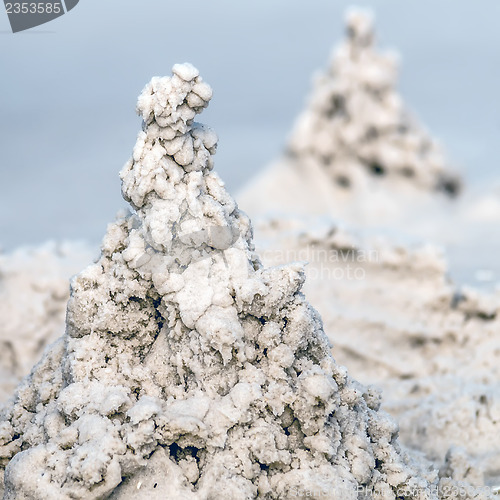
[0,64,476,499]
[238,9,461,227]
[287,9,460,196]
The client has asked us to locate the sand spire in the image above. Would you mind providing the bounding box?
[289,9,461,196]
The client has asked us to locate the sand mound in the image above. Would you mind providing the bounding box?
[238,9,460,228]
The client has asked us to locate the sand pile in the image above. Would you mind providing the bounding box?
[238,9,460,228]
[287,9,460,196]
[0,64,473,500]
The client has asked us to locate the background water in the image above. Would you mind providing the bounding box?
[1,0,500,252]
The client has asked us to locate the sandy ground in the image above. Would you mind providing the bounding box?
[0,242,95,401]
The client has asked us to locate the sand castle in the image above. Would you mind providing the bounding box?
[0,64,475,499]
[288,10,460,196]
[238,10,461,225]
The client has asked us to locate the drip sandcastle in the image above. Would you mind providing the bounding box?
[288,9,460,196]
[0,64,478,499]
[239,9,461,225]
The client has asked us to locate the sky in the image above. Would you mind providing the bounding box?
[1,0,500,249]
